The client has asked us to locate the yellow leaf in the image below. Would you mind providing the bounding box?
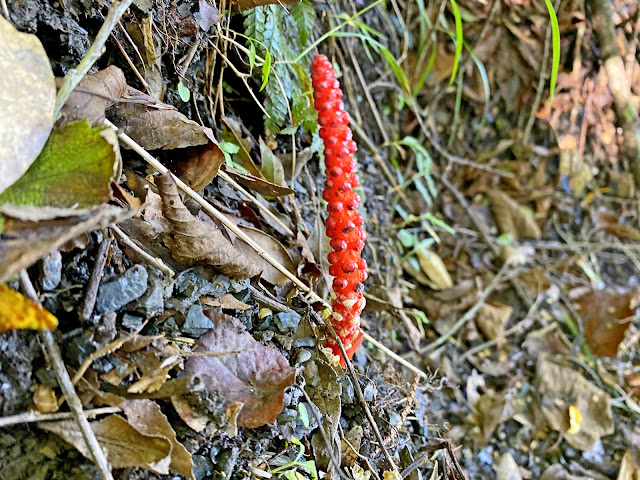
[0,285,57,332]
[567,404,582,435]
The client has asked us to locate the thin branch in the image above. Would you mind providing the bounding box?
[0,407,121,428]
[19,270,114,480]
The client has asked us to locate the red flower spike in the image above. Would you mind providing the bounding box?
[312,54,367,368]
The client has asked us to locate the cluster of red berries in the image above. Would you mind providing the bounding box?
[311,54,367,366]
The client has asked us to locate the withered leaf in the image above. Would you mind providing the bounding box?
[183,312,296,428]
[576,289,639,357]
[155,173,261,279]
[417,248,453,289]
[39,416,171,470]
[168,142,225,191]
[108,86,214,150]
[57,66,127,127]
[0,204,128,283]
[487,190,541,240]
[476,301,513,340]
[535,355,614,451]
[223,165,295,197]
[237,226,296,286]
[121,399,194,479]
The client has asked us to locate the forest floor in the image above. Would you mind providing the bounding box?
[1,0,640,479]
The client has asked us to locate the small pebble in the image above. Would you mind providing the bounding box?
[96,265,148,313]
[40,250,62,291]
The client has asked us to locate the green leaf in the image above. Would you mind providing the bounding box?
[177,81,191,102]
[297,403,309,428]
[0,120,121,208]
[280,125,298,135]
[544,0,560,104]
[259,138,285,187]
[291,0,316,46]
[219,141,240,167]
[260,49,272,92]
[448,0,464,85]
[248,42,256,71]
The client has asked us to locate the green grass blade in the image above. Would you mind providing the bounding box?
[544,0,560,103]
[448,0,463,85]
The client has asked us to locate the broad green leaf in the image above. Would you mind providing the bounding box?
[0,120,121,208]
[259,138,285,188]
[177,81,191,102]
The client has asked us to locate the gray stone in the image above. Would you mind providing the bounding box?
[274,311,301,333]
[183,304,214,336]
[293,348,312,365]
[40,250,62,291]
[96,265,148,313]
[292,337,316,348]
[122,313,144,330]
[132,268,165,317]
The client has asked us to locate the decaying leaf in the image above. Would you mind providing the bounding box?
[0,120,122,208]
[0,285,58,333]
[57,66,127,127]
[575,288,639,357]
[593,207,640,242]
[617,450,640,480]
[475,301,513,340]
[0,204,128,283]
[168,143,225,191]
[238,226,296,286]
[417,248,453,290]
[223,166,295,197]
[183,312,296,428]
[494,452,522,480]
[535,355,614,451]
[487,190,541,240]
[155,173,261,279]
[474,388,520,441]
[0,15,55,196]
[40,416,171,470]
[121,399,194,480]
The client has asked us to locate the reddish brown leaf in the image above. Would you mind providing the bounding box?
[576,289,639,357]
[183,312,296,428]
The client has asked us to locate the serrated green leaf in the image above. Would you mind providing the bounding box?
[0,120,121,208]
[177,81,191,102]
[291,0,315,46]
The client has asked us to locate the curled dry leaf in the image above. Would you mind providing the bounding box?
[487,190,541,240]
[40,416,171,471]
[475,301,513,340]
[57,65,127,127]
[155,173,261,279]
[575,288,639,357]
[121,399,194,480]
[0,204,128,283]
[535,355,614,451]
[183,312,296,428]
[238,225,296,286]
[417,248,453,289]
[0,16,55,196]
[223,165,295,197]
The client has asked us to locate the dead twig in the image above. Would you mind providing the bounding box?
[80,234,112,321]
[0,407,121,428]
[19,270,114,480]
[111,224,175,276]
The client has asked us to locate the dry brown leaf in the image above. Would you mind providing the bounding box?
[494,452,522,480]
[593,207,640,241]
[237,226,296,286]
[417,248,453,289]
[223,165,295,197]
[232,0,297,13]
[57,66,127,127]
[40,416,171,470]
[168,142,225,191]
[474,389,519,442]
[535,355,614,451]
[523,324,572,356]
[0,205,128,283]
[121,399,194,480]
[201,294,251,310]
[576,289,639,357]
[476,301,513,340]
[618,450,640,480]
[183,312,296,428]
[487,190,541,240]
[0,16,55,195]
[155,173,261,279]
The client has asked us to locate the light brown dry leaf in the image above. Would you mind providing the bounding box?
[57,66,127,127]
[593,207,640,242]
[155,173,261,279]
[171,395,209,433]
[576,288,639,357]
[201,294,251,310]
[183,312,296,428]
[617,450,640,480]
[523,324,572,356]
[474,389,520,441]
[128,349,180,395]
[416,248,453,289]
[535,355,614,451]
[39,416,171,470]
[168,143,225,191]
[341,426,363,467]
[223,165,295,197]
[237,226,296,286]
[487,190,541,240]
[0,205,128,283]
[476,301,513,340]
[121,399,194,480]
[494,452,522,480]
[0,16,55,195]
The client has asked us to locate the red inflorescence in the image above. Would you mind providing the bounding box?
[311,54,367,367]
